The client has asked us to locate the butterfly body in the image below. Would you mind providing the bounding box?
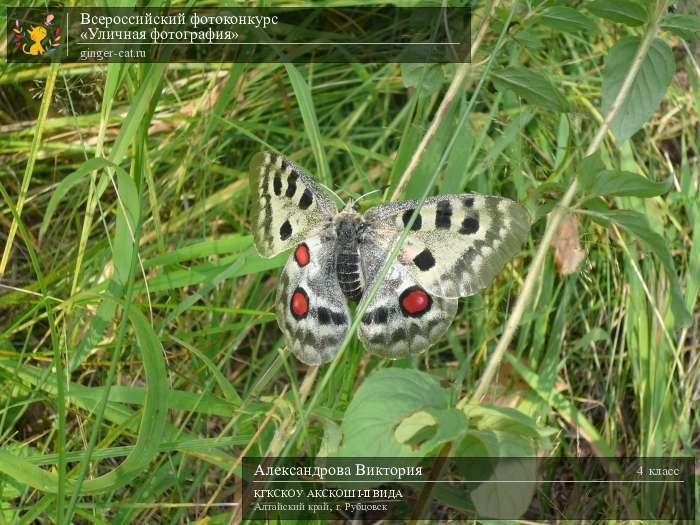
[250,152,530,365]
[333,209,365,301]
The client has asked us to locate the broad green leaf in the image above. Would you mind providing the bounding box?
[394,411,436,444]
[418,408,469,453]
[338,368,450,457]
[590,209,691,326]
[580,153,607,182]
[581,168,672,197]
[492,66,569,112]
[513,27,545,52]
[535,6,598,34]
[587,0,647,26]
[601,37,675,142]
[401,63,445,96]
[471,456,537,519]
[661,14,700,42]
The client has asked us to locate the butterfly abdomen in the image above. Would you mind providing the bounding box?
[335,218,363,302]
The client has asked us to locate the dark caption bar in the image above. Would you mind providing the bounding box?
[6,6,471,64]
[241,457,695,520]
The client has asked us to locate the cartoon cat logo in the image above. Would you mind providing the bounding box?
[24,25,48,55]
[13,14,61,57]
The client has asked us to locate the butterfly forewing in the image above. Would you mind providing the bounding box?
[250,152,337,258]
[363,195,530,298]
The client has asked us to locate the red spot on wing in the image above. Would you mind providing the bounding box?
[399,286,432,317]
[290,288,309,319]
[294,243,310,267]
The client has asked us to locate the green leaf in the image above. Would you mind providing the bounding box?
[587,0,647,26]
[581,168,672,198]
[590,209,691,326]
[492,66,569,112]
[535,6,598,34]
[463,404,549,439]
[143,235,253,268]
[416,408,469,453]
[513,28,545,52]
[39,158,130,241]
[470,456,537,519]
[337,368,450,457]
[112,165,141,285]
[317,417,342,458]
[285,64,330,186]
[661,14,700,42]
[394,410,436,444]
[401,63,445,96]
[601,37,675,142]
[580,153,607,183]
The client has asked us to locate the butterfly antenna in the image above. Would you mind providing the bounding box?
[352,187,386,207]
[318,182,346,206]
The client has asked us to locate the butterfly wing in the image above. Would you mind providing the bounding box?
[250,152,338,258]
[276,234,350,365]
[362,194,530,298]
[357,236,458,358]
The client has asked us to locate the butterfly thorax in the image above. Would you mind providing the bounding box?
[334,210,364,302]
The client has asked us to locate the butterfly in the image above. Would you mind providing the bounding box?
[249,152,530,365]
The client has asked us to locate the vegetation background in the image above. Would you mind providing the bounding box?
[0,0,698,522]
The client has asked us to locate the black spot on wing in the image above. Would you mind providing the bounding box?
[459,215,479,235]
[285,173,298,198]
[299,188,313,209]
[273,175,282,196]
[463,197,474,208]
[318,306,347,325]
[331,311,346,325]
[435,200,452,229]
[362,307,389,325]
[413,249,436,271]
[374,307,389,324]
[318,307,331,325]
[280,219,292,240]
[402,208,422,231]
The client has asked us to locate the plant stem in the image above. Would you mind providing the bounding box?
[390,0,500,201]
[468,0,669,404]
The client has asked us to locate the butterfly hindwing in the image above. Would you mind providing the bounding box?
[250,152,337,258]
[357,237,458,358]
[276,235,350,365]
[363,195,530,298]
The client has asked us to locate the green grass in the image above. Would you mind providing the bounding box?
[1,0,699,522]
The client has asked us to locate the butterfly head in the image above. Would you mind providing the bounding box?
[336,203,362,223]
